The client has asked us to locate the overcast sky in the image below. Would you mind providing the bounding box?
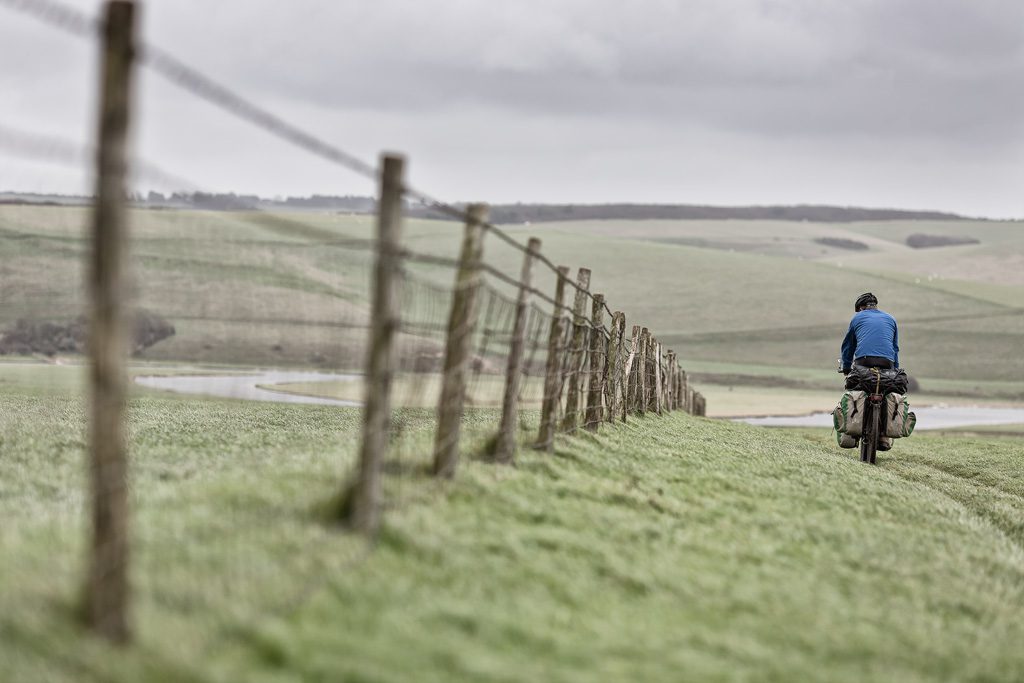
[2,0,1023,217]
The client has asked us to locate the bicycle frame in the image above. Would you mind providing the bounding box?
[860,392,884,464]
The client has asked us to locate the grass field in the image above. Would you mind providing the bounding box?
[3,206,1024,391]
[5,204,1024,680]
[4,362,1024,682]
[538,218,1024,382]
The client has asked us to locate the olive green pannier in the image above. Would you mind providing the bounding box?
[884,392,917,438]
[832,390,866,448]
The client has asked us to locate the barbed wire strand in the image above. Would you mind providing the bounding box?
[0,0,600,300]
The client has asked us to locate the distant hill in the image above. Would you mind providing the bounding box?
[408,203,973,224]
[0,191,375,213]
[0,191,975,223]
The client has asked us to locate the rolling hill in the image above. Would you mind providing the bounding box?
[2,205,1023,388]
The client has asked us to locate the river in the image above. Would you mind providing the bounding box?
[133,370,1024,428]
[737,406,1024,430]
[134,370,359,406]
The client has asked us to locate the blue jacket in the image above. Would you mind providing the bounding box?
[841,308,900,371]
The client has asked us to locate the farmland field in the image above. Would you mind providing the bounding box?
[4,362,1024,682]
[5,206,1024,681]
[3,205,1024,393]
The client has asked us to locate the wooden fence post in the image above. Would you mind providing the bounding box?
[602,325,614,424]
[647,334,656,413]
[348,153,406,535]
[608,312,625,423]
[672,354,679,411]
[624,324,640,416]
[584,294,606,431]
[494,237,541,464]
[653,340,664,415]
[536,265,570,451]
[680,365,686,411]
[638,328,649,416]
[85,0,137,644]
[665,351,675,411]
[670,361,676,409]
[672,355,679,411]
[560,268,591,433]
[679,367,687,412]
[433,203,487,477]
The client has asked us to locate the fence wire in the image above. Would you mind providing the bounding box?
[0,0,706,671]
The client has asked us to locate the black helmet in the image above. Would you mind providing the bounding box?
[855,292,878,311]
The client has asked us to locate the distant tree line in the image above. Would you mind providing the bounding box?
[905,233,980,248]
[141,192,377,212]
[407,203,970,224]
[0,191,378,213]
[0,191,980,223]
[814,237,870,251]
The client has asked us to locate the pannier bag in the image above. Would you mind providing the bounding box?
[833,390,867,439]
[837,433,859,449]
[885,393,917,438]
[845,366,909,394]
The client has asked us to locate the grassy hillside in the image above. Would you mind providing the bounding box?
[3,206,1023,387]
[3,363,1024,682]
[533,219,1024,382]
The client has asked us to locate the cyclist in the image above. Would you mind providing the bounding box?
[840,292,899,374]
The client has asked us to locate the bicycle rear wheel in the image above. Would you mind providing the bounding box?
[860,401,878,464]
[869,403,880,464]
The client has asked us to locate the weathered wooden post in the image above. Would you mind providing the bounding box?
[608,312,625,423]
[672,353,680,411]
[433,203,488,477]
[677,368,684,411]
[674,360,682,411]
[536,265,570,451]
[647,335,656,413]
[560,268,591,433]
[679,365,686,412]
[671,366,678,410]
[85,0,136,644]
[653,340,664,415]
[584,294,606,431]
[638,328,650,416]
[602,329,614,424]
[614,314,627,422]
[663,352,671,411]
[348,153,406,535]
[494,237,541,464]
[624,324,640,416]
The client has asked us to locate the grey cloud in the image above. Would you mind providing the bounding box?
[171,0,1024,149]
[0,0,1022,215]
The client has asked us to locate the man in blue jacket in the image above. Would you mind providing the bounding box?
[840,292,899,373]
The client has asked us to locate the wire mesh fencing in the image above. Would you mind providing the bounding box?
[0,0,707,652]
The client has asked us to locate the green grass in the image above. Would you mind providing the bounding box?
[6,206,1024,679]
[269,373,548,409]
[4,362,1024,682]
[534,218,1024,382]
[5,206,1024,385]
